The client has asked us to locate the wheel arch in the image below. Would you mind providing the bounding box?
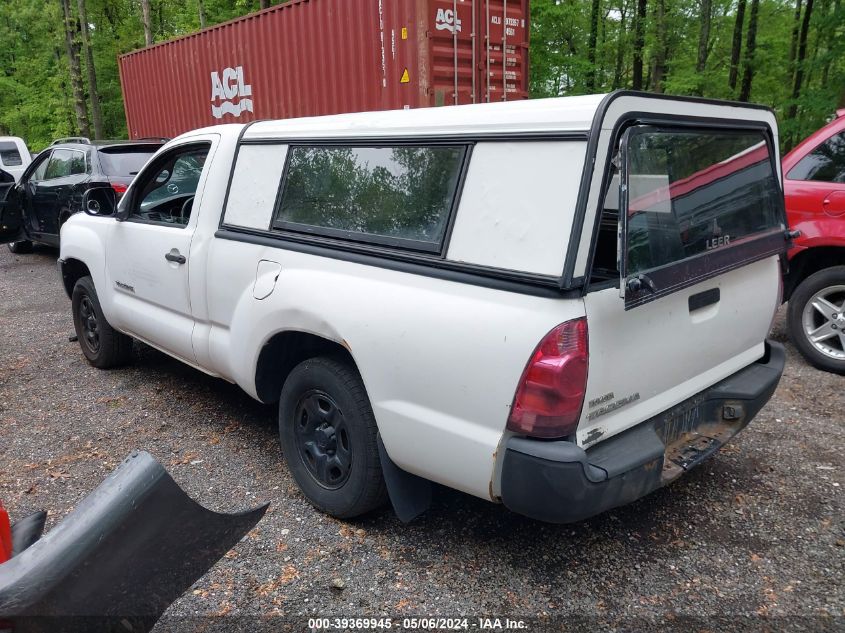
[785,246,845,301]
[260,330,426,520]
[59,257,92,299]
[58,208,73,227]
[254,330,358,405]
[57,216,109,304]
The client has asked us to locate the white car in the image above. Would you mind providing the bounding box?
[3,92,790,523]
[0,136,31,182]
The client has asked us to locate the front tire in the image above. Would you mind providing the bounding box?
[7,240,33,254]
[71,276,133,368]
[787,265,845,375]
[278,356,387,519]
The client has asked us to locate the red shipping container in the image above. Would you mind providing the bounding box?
[118,0,530,139]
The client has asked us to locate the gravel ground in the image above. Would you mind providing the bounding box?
[0,245,842,632]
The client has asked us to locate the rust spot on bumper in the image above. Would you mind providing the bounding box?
[661,419,743,483]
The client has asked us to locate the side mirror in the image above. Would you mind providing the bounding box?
[82,187,117,217]
[0,169,14,184]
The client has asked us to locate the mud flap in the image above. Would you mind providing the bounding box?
[377,434,431,523]
[0,450,267,632]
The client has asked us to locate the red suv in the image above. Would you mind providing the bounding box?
[782,109,845,374]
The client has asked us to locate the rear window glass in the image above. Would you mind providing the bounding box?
[0,142,22,167]
[625,128,783,276]
[274,145,465,251]
[98,147,158,177]
[786,131,845,183]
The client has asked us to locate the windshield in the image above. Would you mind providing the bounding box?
[98,147,158,177]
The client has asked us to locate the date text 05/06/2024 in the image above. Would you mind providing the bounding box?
[307,617,529,630]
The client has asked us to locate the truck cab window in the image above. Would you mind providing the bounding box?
[131,144,210,227]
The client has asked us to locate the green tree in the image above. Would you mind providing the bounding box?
[528,0,844,150]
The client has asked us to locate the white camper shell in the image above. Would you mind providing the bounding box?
[45,91,789,523]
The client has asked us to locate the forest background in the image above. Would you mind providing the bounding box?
[0,0,842,151]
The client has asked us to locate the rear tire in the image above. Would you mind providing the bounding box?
[71,276,133,368]
[278,356,387,519]
[7,240,33,254]
[787,265,845,375]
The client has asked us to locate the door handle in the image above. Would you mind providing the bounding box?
[165,249,186,264]
[689,287,720,312]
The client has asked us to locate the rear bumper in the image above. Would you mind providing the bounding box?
[500,340,785,524]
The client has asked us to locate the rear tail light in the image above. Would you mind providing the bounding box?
[507,317,589,439]
[111,182,128,198]
[0,501,12,564]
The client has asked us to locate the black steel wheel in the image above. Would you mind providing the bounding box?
[77,294,100,354]
[279,356,387,518]
[71,276,134,369]
[293,390,353,489]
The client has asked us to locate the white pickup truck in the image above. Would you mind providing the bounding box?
[2,91,790,523]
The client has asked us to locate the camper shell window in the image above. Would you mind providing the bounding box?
[273,145,467,253]
[619,125,786,308]
[0,142,23,167]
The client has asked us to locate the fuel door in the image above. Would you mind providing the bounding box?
[253,259,282,300]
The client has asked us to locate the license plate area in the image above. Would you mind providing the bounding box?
[655,396,742,482]
[656,395,706,446]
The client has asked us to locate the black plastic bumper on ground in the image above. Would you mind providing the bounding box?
[501,340,786,524]
[0,450,267,632]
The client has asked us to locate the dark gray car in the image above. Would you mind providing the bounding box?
[0,138,163,253]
